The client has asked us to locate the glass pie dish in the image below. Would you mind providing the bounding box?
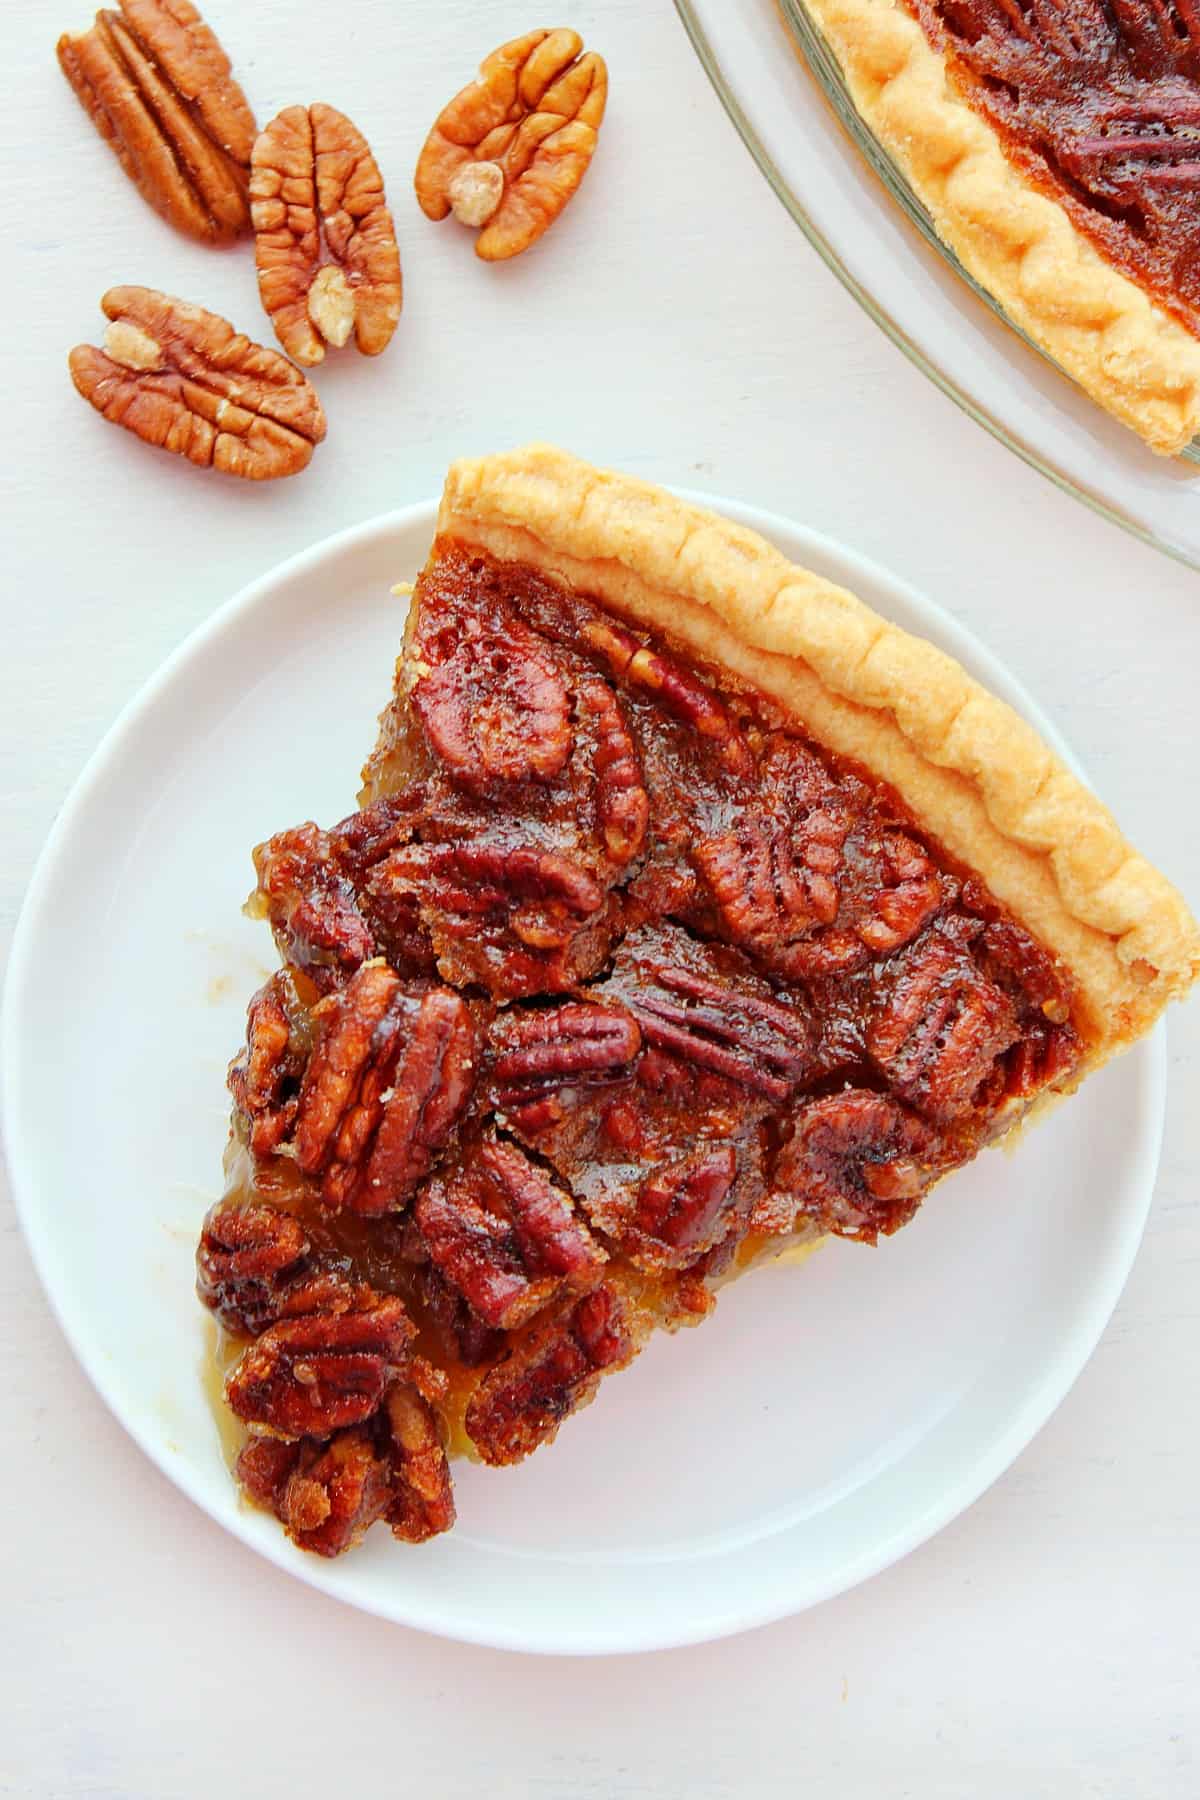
[676,0,1200,571]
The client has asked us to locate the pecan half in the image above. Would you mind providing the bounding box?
[410,607,572,791]
[464,1283,632,1466]
[236,1434,303,1510]
[226,1293,415,1438]
[196,1199,309,1336]
[292,964,478,1214]
[69,287,325,479]
[695,807,845,958]
[856,834,947,956]
[196,1198,367,1337]
[490,1001,641,1118]
[697,780,946,981]
[579,1138,748,1272]
[58,1,256,243]
[236,1374,455,1554]
[631,1145,740,1259]
[377,837,610,999]
[867,925,1020,1122]
[583,616,753,776]
[575,679,649,866]
[275,1428,394,1558]
[603,924,814,1104]
[227,970,312,1155]
[414,29,607,260]
[761,1088,941,1242]
[384,1378,456,1544]
[414,1136,603,1330]
[251,104,402,365]
[405,1251,507,1367]
[250,803,435,987]
[252,823,375,993]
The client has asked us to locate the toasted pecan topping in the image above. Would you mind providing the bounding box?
[410,606,572,790]
[603,923,814,1104]
[226,1292,416,1438]
[759,1089,940,1243]
[414,1136,604,1331]
[464,1283,632,1465]
[383,1377,456,1543]
[236,1369,456,1555]
[867,923,1020,1121]
[492,997,638,1090]
[290,964,478,1215]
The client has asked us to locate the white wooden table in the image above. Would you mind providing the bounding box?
[2,2,1196,1794]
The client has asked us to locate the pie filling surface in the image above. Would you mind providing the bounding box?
[906,0,1200,333]
[198,538,1089,1559]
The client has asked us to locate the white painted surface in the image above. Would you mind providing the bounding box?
[1,0,1196,1792]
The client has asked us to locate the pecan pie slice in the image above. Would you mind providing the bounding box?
[199,445,1199,1557]
[799,0,1200,453]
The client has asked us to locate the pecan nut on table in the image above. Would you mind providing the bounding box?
[415,28,607,259]
[251,102,402,365]
[198,537,1085,1559]
[69,286,326,479]
[58,0,256,243]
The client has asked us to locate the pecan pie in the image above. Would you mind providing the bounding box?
[199,444,1199,1557]
[800,0,1200,452]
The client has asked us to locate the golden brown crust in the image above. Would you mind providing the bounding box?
[432,445,1199,1063]
[798,0,1200,456]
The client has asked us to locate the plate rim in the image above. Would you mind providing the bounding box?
[673,0,1200,575]
[0,494,1166,1654]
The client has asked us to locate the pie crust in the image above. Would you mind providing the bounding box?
[436,444,1199,1059]
[795,0,1200,456]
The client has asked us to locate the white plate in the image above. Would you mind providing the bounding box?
[1,495,1164,1655]
[677,0,1200,572]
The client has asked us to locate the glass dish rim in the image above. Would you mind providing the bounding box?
[673,0,1200,575]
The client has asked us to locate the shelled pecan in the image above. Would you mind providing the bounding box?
[251,103,402,365]
[226,971,312,1156]
[411,607,572,791]
[68,287,325,479]
[58,1,256,242]
[251,824,374,992]
[761,1089,941,1243]
[225,1292,415,1438]
[574,679,649,866]
[414,29,607,260]
[602,923,814,1104]
[490,1002,642,1121]
[196,1198,369,1337]
[583,616,753,777]
[376,835,612,999]
[464,1283,632,1465]
[867,922,1019,1122]
[287,962,478,1215]
[383,1377,456,1543]
[235,1370,455,1554]
[196,1199,309,1336]
[414,1136,604,1331]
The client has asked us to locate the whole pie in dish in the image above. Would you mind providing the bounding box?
[796,0,1200,454]
[197,445,1199,1557]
